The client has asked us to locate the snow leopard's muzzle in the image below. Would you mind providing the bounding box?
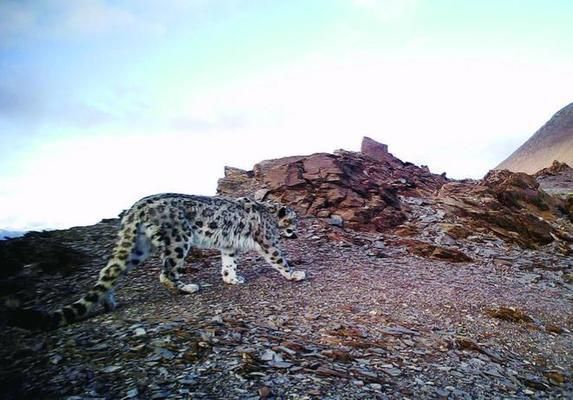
[274,205,299,240]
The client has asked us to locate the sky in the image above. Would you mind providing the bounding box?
[1,0,573,231]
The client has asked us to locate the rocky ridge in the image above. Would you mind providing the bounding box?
[0,138,572,399]
[218,137,448,232]
[497,102,573,174]
[219,138,572,251]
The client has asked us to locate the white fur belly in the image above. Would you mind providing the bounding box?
[188,234,219,250]
[188,231,257,251]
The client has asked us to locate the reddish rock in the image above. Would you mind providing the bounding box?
[217,139,571,248]
[436,169,572,248]
[361,136,391,162]
[217,146,447,233]
[439,224,471,240]
[484,307,534,323]
[534,160,573,198]
[403,239,473,262]
[393,224,419,237]
[216,167,256,197]
[535,160,572,177]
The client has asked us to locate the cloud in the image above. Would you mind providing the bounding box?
[165,51,573,179]
[171,113,247,132]
[60,0,164,37]
[0,82,42,119]
[0,81,115,128]
[351,0,420,21]
[0,0,164,46]
[0,1,37,39]
[55,101,116,128]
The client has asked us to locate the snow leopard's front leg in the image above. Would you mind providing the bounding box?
[221,249,245,284]
[257,244,306,281]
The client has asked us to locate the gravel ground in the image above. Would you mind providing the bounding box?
[1,217,572,399]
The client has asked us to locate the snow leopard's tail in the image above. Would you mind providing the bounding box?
[6,217,152,331]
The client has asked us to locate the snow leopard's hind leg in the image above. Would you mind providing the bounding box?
[155,221,199,294]
[55,223,153,326]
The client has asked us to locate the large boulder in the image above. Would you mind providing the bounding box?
[361,136,391,162]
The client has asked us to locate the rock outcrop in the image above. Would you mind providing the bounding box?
[360,136,391,162]
[535,160,573,177]
[534,160,573,198]
[218,138,448,232]
[218,137,572,249]
[435,169,572,248]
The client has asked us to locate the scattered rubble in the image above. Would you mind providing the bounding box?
[1,138,572,399]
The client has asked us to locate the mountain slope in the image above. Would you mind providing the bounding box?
[1,137,572,398]
[497,102,573,174]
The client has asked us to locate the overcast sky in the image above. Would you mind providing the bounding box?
[1,0,573,231]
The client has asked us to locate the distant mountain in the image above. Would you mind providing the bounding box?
[497,102,573,174]
[0,230,26,240]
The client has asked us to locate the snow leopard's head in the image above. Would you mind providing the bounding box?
[240,197,299,239]
[275,205,298,239]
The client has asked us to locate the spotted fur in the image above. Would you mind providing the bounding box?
[11,194,305,330]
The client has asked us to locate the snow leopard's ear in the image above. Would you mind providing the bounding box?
[277,207,287,219]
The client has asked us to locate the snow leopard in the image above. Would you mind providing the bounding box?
[9,194,306,330]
